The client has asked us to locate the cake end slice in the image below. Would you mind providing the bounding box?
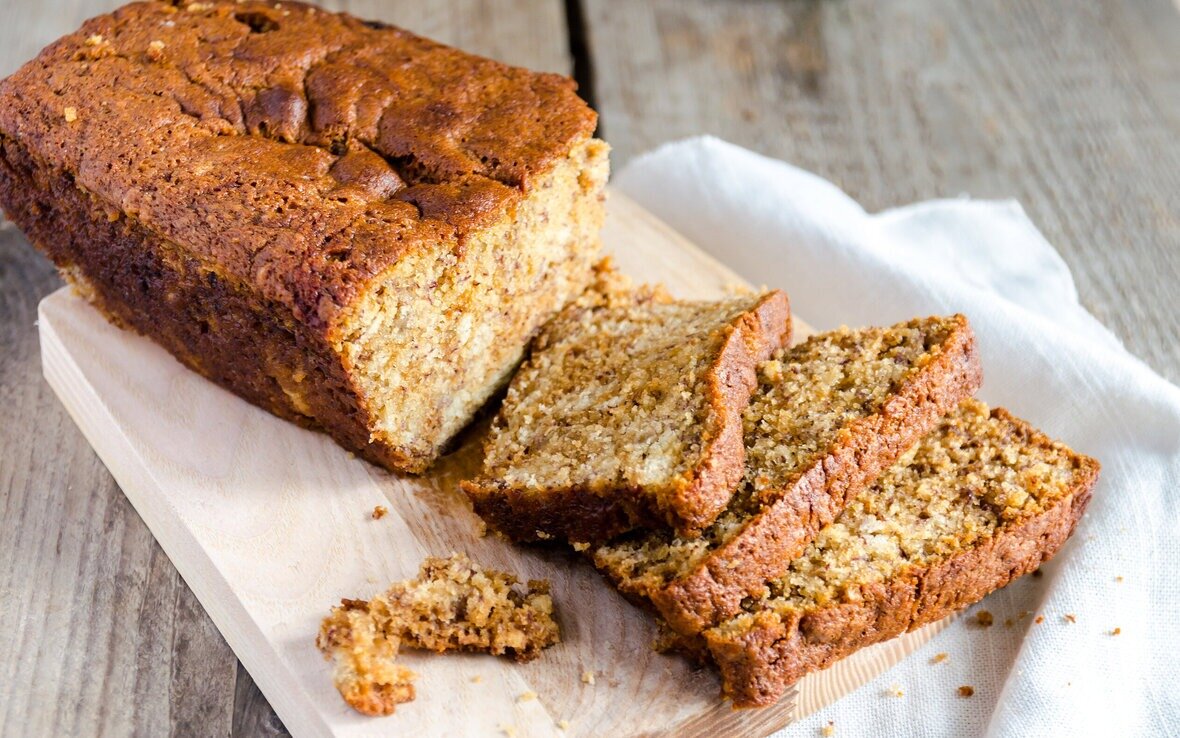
[594,314,982,635]
[463,290,791,543]
[699,400,1099,707]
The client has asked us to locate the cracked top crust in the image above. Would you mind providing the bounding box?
[0,0,596,332]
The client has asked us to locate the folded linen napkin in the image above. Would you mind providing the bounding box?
[615,137,1180,737]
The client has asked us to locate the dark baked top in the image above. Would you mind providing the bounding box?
[0,0,596,332]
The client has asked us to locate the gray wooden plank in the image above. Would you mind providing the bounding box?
[0,1,572,735]
[583,0,1180,382]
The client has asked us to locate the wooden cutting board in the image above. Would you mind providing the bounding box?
[38,191,950,738]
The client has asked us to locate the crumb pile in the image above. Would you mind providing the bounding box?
[317,553,559,715]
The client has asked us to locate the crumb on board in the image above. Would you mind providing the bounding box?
[518,690,538,702]
[931,652,948,664]
[1115,576,1124,583]
[1004,618,1014,628]
[63,107,78,122]
[498,723,516,737]
[581,669,596,685]
[557,719,571,731]
[821,721,836,736]
[1035,615,1045,624]
[471,675,483,683]
[975,610,994,627]
[371,505,388,520]
[886,684,904,698]
[1110,627,1122,636]
[958,685,975,698]
[1064,614,1077,624]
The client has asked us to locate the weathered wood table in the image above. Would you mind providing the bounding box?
[2,1,1177,734]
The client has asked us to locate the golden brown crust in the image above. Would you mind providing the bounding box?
[672,291,794,535]
[462,291,791,542]
[599,315,983,635]
[0,1,595,325]
[701,411,1099,706]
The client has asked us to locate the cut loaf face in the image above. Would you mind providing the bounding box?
[593,315,982,635]
[463,291,792,542]
[695,400,1100,706]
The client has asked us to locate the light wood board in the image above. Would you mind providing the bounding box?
[38,192,948,737]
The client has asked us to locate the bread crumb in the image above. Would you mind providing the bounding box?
[1064,614,1077,624]
[1018,610,1031,620]
[1110,627,1121,636]
[63,107,78,123]
[1115,576,1124,583]
[85,34,104,46]
[518,690,537,702]
[557,719,571,731]
[930,652,948,664]
[498,724,517,737]
[572,541,590,553]
[958,685,975,697]
[471,675,482,683]
[886,684,904,698]
[371,505,388,520]
[535,530,553,541]
[581,670,596,685]
[821,722,836,736]
[1004,618,1014,628]
[1035,615,1045,624]
[975,610,994,627]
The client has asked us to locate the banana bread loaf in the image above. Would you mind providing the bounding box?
[593,315,981,635]
[690,401,1099,706]
[317,553,559,716]
[0,0,607,472]
[462,290,791,542]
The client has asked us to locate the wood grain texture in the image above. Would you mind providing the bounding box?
[32,192,946,737]
[583,0,1180,383]
[0,2,571,735]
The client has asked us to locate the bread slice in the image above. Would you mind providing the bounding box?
[593,315,982,635]
[690,400,1099,707]
[463,290,791,542]
[316,553,559,715]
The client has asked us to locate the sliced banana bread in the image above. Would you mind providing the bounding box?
[316,553,559,716]
[462,290,791,542]
[692,400,1099,706]
[593,315,982,635]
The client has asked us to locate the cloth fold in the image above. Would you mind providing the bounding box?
[614,137,1179,737]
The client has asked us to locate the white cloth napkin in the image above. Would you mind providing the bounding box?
[614,137,1180,737]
